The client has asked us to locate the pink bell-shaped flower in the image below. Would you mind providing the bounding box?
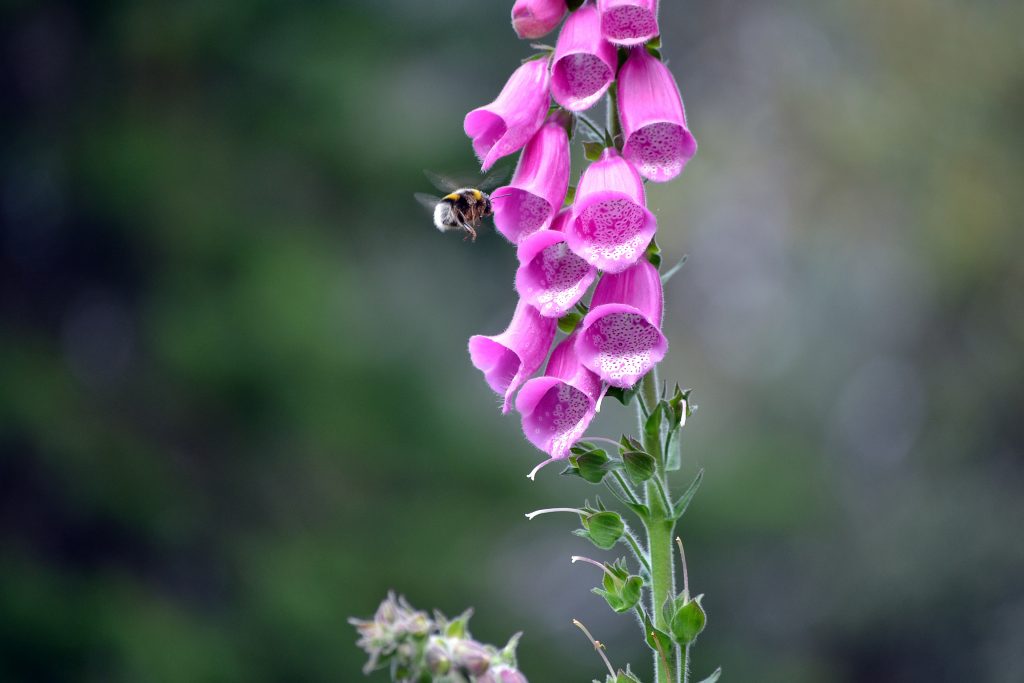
[469,299,557,413]
[492,116,570,243]
[576,258,667,388]
[514,210,597,317]
[465,58,552,172]
[565,147,657,273]
[597,0,660,46]
[511,0,567,40]
[618,46,697,182]
[516,332,605,477]
[550,3,617,111]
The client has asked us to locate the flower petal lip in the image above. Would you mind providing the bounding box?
[464,58,552,172]
[618,47,697,182]
[511,0,568,40]
[575,259,667,388]
[516,332,605,470]
[515,228,597,318]
[550,3,617,111]
[565,147,657,273]
[468,299,557,413]
[492,119,570,243]
[597,0,660,46]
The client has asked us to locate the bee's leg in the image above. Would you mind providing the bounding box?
[465,224,477,242]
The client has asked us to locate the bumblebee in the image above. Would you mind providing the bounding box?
[414,168,509,242]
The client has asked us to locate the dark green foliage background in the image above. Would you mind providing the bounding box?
[2,1,1022,681]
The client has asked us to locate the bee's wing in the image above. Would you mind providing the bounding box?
[479,164,512,192]
[414,192,442,212]
[423,170,463,193]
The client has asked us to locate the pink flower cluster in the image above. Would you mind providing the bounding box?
[467,0,695,478]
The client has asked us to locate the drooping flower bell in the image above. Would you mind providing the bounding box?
[550,3,617,112]
[564,147,657,273]
[464,58,552,172]
[469,299,557,413]
[514,210,597,317]
[618,46,697,182]
[511,0,567,40]
[597,0,660,46]
[576,258,667,388]
[516,332,605,477]
[492,115,571,243]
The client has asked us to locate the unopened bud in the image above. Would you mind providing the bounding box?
[425,636,452,675]
[452,638,491,676]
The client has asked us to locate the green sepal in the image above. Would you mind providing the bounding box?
[645,46,663,60]
[569,448,616,484]
[564,185,576,206]
[591,558,643,613]
[667,385,693,429]
[601,665,643,683]
[660,255,688,284]
[567,0,586,10]
[646,35,662,49]
[605,384,639,406]
[578,510,624,549]
[584,141,605,161]
[642,610,674,656]
[622,450,656,485]
[696,667,722,683]
[669,593,706,645]
[558,310,583,334]
[672,469,704,520]
[522,50,551,63]
[619,434,645,455]
[645,238,662,268]
[442,608,473,639]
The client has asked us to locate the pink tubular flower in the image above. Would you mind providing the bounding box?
[469,299,557,413]
[514,213,597,318]
[464,58,552,172]
[492,117,570,243]
[597,0,660,46]
[565,147,657,273]
[511,0,567,40]
[516,332,604,480]
[618,47,697,182]
[550,3,617,111]
[576,258,667,388]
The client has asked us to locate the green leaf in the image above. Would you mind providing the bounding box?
[623,450,656,485]
[645,46,663,60]
[660,255,688,284]
[564,185,576,206]
[558,310,583,334]
[696,667,722,683]
[582,511,624,549]
[615,666,643,683]
[669,594,706,645]
[646,35,662,49]
[522,50,551,63]
[642,610,674,656]
[672,469,704,520]
[584,141,605,161]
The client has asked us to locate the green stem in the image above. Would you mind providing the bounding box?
[612,470,642,508]
[576,113,608,142]
[638,369,676,683]
[607,81,623,150]
[623,531,652,574]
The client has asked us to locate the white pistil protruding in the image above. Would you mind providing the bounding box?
[676,536,690,596]
[572,618,616,678]
[524,507,584,521]
[570,555,616,581]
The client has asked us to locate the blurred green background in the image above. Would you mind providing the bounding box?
[2,1,1022,681]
